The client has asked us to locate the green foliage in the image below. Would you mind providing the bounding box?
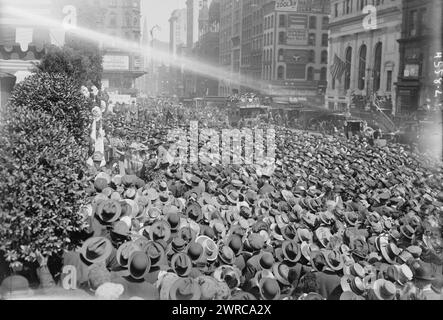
[8,72,92,146]
[0,105,90,265]
[35,44,103,88]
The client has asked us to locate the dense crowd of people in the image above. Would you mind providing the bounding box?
[1,95,443,300]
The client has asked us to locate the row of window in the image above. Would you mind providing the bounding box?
[264,15,329,30]
[262,48,328,64]
[263,32,328,46]
[109,0,139,8]
[263,65,328,81]
[108,12,139,28]
[333,0,387,18]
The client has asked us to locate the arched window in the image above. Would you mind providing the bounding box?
[309,50,315,63]
[278,48,284,61]
[373,42,382,92]
[277,66,284,80]
[345,47,352,91]
[321,50,328,64]
[320,67,327,81]
[358,44,367,90]
[307,67,314,81]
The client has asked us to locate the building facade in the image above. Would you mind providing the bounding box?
[326,0,402,115]
[262,0,329,105]
[396,0,443,117]
[169,8,188,58]
[240,0,265,93]
[98,0,144,97]
[218,0,242,96]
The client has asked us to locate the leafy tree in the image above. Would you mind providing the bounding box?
[0,105,90,266]
[35,44,103,89]
[8,73,92,146]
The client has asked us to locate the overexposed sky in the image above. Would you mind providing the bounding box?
[142,0,187,42]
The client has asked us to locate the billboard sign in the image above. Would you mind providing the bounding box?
[275,0,315,12]
[287,29,308,45]
[103,55,130,71]
[283,49,309,64]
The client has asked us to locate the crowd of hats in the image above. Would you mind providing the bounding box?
[3,100,442,300]
[68,98,443,300]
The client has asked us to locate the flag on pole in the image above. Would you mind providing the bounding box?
[330,54,348,82]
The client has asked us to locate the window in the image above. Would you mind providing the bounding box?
[346,0,351,14]
[308,33,316,46]
[278,32,286,44]
[278,48,284,61]
[358,44,367,90]
[277,66,284,80]
[279,14,286,27]
[320,67,327,81]
[344,47,352,91]
[321,50,328,64]
[271,15,274,27]
[309,50,315,63]
[409,10,418,37]
[373,42,382,91]
[386,70,392,92]
[309,16,317,29]
[321,34,328,47]
[334,3,338,17]
[322,16,329,30]
[133,17,139,27]
[418,8,427,35]
[109,13,117,27]
[307,67,314,81]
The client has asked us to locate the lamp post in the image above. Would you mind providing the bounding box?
[150,25,161,95]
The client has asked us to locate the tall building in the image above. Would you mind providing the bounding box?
[240,0,266,93]
[396,0,443,117]
[218,0,242,96]
[326,0,402,118]
[97,0,144,97]
[194,0,220,96]
[169,8,187,58]
[262,0,330,105]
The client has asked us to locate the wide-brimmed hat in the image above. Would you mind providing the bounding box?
[210,219,227,239]
[227,234,244,256]
[400,224,415,240]
[149,220,172,242]
[259,278,281,300]
[157,272,180,300]
[272,262,291,285]
[315,227,332,248]
[281,240,302,263]
[297,228,313,243]
[128,251,151,280]
[196,235,219,261]
[218,246,236,265]
[322,249,344,271]
[169,278,201,300]
[340,275,366,296]
[171,253,193,277]
[116,241,141,268]
[96,200,122,224]
[186,201,203,222]
[145,241,167,269]
[300,241,320,263]
[380,243,401,264]
[213,265,241,289]
[343,262,366,278]
[80,237,113,265]
[371,279,396,300]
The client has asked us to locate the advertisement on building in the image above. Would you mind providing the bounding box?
[275,0,316,12]
[103,55,130,71]
[287,14,308,45]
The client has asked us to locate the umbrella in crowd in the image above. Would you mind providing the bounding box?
[2,100,443,300]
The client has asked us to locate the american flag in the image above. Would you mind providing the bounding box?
[330,54,348,82]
